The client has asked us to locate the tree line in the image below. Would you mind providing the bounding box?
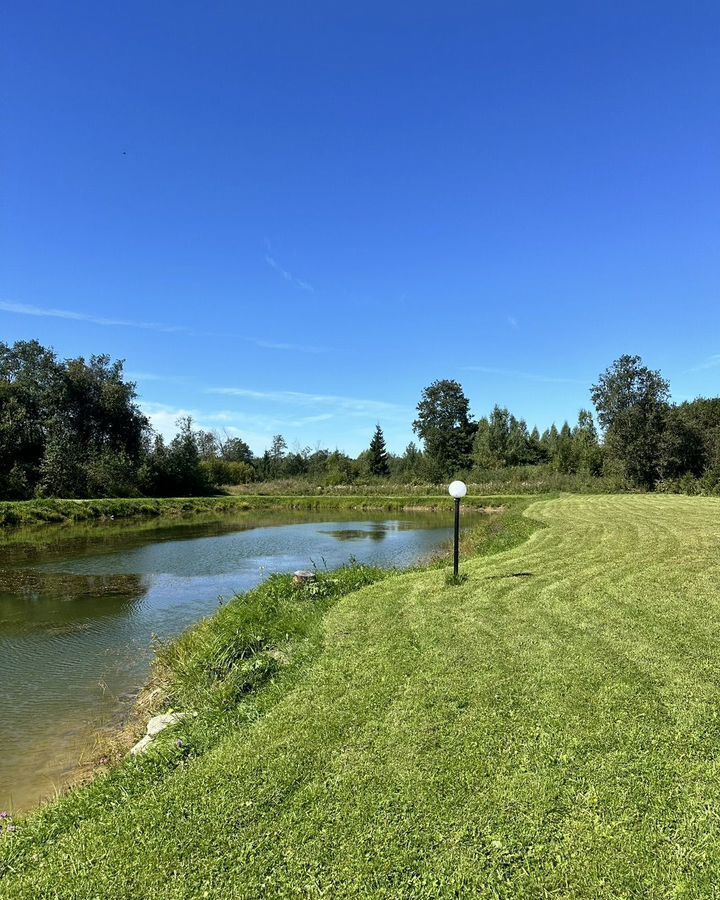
[1,340,719,499]
[410,356,720,491]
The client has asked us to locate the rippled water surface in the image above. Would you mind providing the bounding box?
[0,509,458,812]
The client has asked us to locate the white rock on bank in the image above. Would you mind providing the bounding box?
[147,711,187,736]
[130,734,154,756]
[130,711,190,756]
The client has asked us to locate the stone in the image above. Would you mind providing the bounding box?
[293,570,316,585]
[146,711,187,736]
[128,711,191,756]
[130,734,153,756]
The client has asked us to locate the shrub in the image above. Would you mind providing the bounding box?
[700,466,720,496]
[201,458,256,487]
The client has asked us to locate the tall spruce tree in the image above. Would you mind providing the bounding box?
[367,424,390,477]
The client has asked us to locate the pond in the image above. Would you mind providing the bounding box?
[0,508,460,812]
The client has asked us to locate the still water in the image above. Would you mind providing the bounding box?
[0,509,455,812]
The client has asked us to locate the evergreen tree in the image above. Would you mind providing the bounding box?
[553,422,577,473]
[541,424,560,461]
[526,427,547,464]
[367,425,390,477]
[270,434,287,459]
[265,434,288,478]
[573,409,602,475]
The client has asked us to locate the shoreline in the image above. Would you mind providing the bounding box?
[3,497,540,817]
[0,493,515,529]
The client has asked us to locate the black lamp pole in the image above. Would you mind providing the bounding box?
[453,496,461,578]
[448,481,466,579]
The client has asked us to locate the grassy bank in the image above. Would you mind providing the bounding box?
[5,494,720,896]
[0,499,539,879]
[0,493,514,529]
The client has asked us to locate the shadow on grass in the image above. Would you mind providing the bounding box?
[485,571,536,579]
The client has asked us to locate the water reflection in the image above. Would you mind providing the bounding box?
[317,520,420,543]
[0,571,148,636]
[320,526,388,542]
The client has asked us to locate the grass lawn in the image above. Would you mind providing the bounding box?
[3,494,720,897]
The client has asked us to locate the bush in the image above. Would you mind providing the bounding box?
[201,458,256,487]
[0,464,32,500]
[700,466,720,495]
[656,471,720,496]
[85,450,141,498]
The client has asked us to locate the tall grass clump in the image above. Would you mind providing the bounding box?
[225,466,624,497]
[155,563,390,715]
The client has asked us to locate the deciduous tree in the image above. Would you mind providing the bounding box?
[413,379,475,478]
[591,355,670,487]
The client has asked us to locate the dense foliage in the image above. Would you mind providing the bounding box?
[403,356,719,492]
[412,379,476,478]
[1,340,719,498]
[0,341,210,499]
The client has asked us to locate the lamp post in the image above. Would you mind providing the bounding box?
[448,480,467,579]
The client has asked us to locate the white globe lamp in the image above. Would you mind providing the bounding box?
[448,480,467,500]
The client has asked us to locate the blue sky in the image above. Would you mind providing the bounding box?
[2,2,719,455]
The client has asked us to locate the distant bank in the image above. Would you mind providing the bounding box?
[0,493,512,529]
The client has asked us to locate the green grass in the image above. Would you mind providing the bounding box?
[3,494,720,897]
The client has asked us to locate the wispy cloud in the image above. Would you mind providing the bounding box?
[1,298,330,354]
[141,402,341,451]
[218,409,336,430]
[685,354,720,373]
[140,402,201,440]
[264,252,315,293]
[253,339,328,353]
[141,402,275,450]
[507,316,519,329]
[126,371,195,384]
[203,332,331,353]
[294,413,334,424]
[463,365,587,385]
[0,300,187,334]
[207,386,404,417]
